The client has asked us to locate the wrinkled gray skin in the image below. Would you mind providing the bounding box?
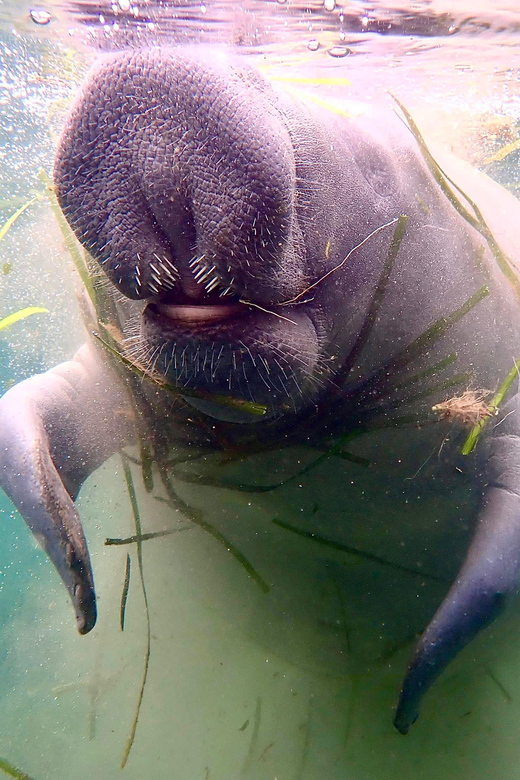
[2,47,520,734]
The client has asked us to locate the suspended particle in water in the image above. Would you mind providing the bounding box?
[324,0,336,11]
[328,45,351,58]
[307,39,320,51]
[29,8,52,25]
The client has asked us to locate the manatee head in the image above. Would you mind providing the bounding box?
[53,48,337,422]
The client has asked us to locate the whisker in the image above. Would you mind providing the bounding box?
[239,299,298,326]
[281,218,399,305]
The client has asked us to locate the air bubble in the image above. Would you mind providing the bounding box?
[307,39,320,51]
[118,0,131,10]
[29,8,51,25]
[324,0,336,11]
[328,45,350,58]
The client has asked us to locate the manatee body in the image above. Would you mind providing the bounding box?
[1,47,520,734]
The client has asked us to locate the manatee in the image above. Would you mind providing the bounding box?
[1,47,520,735]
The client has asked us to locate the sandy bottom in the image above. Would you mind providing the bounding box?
[0,448,519,780]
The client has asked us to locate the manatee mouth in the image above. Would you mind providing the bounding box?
[155,301,246,325]
[132,250,322,424]
[134,291,320,423]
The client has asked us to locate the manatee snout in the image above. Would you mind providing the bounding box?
[54,48,325,416]
[54,48,305,306]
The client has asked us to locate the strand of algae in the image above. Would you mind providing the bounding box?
[171,431,369,496]
[155,493,270,594]
[347,285,489,417]
[120,456,152,769]
[0,197,49,329]
[393,96,520,301]
[390,353,458,391]
[0,196,38,243]
[383,285,489,373]
[0,194,39,210]
[139,441,154,493]
[462,358,520,454]
[0,307,48,332]
[272,518,447,582]
[120,553,131,631]
[0,757,37,780]
[106,529,190,546]
[484,137,520,165]
[93,333,267,419]
[38,169,97,305]
[335,214,409,386]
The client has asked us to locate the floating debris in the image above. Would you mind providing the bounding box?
[432,390,494,427]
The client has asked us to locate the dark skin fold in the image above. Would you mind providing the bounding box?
[1,47,520,733]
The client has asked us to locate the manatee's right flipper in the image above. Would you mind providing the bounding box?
[394,392,520,733]
[0,345,131,633]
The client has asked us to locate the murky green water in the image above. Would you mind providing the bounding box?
[1,2,520,778]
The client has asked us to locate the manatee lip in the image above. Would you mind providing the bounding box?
[155,301,246,325]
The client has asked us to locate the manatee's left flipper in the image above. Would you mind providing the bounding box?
[0,344,132,633]
[394,393,520,734]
